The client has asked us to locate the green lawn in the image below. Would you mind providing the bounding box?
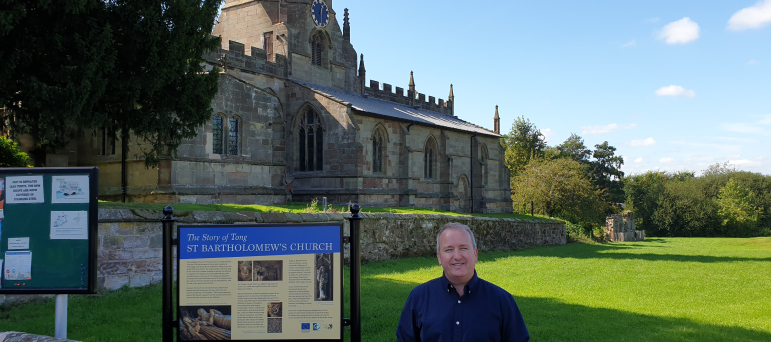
[2,238,769,341]
[97,201,555,221]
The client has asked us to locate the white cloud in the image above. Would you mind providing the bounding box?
[727,0,771,31]
[748,59,758,65]
[629,137,656,146]
[758,115,771,125]
[580,123,637,135]
[729,157,764,167]
[721,122,764,134]
[646,17,660,23]
[727,154,742,159]
[659,157,674,163]
[541,128,556,143]
[634,157,644,163]
[659,17,700,44]
[655,85,696,97]
[621,40,636,48]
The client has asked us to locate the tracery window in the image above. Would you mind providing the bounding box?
[228,116,240,155]
[424,136,437,179]
[298,108,324,171]
[212,114,224,154]
[311,33,324,66]
[372,126,387,173]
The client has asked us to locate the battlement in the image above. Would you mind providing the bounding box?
[203,39,288,79]
[362,79,453,116]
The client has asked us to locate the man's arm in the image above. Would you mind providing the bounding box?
[501,294,529,342]
[395,291,421,342]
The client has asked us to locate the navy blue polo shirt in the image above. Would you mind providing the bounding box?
[395,272,529,342]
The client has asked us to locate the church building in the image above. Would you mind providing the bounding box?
[64,0,514,213]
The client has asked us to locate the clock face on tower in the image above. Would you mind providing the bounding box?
[311,0,329,27]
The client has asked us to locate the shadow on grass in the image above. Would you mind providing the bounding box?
[357,276,771,342]
[481,239,771,264]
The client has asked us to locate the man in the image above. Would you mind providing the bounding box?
[396,222,529,342]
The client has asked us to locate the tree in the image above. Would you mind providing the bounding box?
[1,0,223,166]
[0,136,31,167]
[624,171,667,234]
[716,179,763,236]
[589,141,625,205]
[501,116,546,179]
[511,158,606,225]
[556,133,591,164]
[0,0,114,149]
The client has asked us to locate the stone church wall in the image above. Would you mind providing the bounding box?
[0,209,564,306]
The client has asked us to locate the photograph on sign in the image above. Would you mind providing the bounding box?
[4,251,32,280]
[50,211,88,240]
[178,224,343,341]
[51,175,90,204]
[5,176,44,204]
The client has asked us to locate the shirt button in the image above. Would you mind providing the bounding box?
[457,300,461,304]
[456,321,460,325]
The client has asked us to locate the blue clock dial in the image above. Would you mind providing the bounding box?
[311,0,329,27]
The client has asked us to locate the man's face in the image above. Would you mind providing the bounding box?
[436,227,478,285]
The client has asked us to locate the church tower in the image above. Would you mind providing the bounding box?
[213,0,358,91]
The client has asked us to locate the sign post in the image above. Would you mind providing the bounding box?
[169,220,345,341]
[0,167,99,339]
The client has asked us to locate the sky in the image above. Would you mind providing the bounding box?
[332,0,771,176]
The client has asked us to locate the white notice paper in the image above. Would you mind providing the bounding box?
[4,251,32,281]
[5,176,44,204]
[8,237,29,250]
[51,175,89,204]
[50,211,88,240]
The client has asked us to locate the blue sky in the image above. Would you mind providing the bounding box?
[333,0,771,176]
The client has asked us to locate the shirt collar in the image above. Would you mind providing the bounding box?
[440,270,479,296]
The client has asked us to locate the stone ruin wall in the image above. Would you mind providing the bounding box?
[0,209,565,306]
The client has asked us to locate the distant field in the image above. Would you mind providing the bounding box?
[97,200,555,221]
[2,238,768,341]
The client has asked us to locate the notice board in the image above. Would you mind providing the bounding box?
[0,167,98,294]
[177,223,344,341]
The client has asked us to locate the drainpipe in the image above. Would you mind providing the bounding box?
[121,128,128,203]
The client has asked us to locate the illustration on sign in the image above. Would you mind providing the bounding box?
[178,225,342,341]
[50,211,88,240]
[51,175,89,204]
[5,176,44,204]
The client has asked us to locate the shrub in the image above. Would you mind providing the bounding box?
[0,136,31,167]
[716,179,763,237]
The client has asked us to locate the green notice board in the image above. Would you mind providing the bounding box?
[0,167,98,294]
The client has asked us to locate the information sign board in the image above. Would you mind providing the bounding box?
[0,167,98,294]
[177,223,344,341]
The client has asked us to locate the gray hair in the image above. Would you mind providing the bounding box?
[436,222,477,252]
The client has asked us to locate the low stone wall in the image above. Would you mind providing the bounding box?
[0,209,565,306]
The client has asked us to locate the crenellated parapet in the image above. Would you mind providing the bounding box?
[203,39,289,79]
[360,79,454,116]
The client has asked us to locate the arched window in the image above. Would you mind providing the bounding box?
[424,136,437,179]
[298,108,324,171]
[372,126,387,173]
[311,33,324,66]
[480,144,488,186]
[212,114,225,154]
[228,116,240,155]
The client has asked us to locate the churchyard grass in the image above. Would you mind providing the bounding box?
[97,200,554,220]
[2,238,768,341]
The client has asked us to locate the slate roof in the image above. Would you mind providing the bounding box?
[293,80,499,137]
